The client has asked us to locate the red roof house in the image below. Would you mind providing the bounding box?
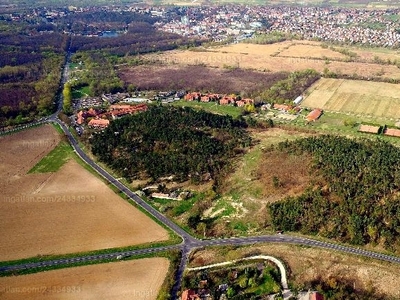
[306,109,323,122]
[181,289,199,300]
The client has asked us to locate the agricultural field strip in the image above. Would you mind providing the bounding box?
[303,78,400,119]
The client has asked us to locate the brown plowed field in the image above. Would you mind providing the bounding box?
[0,125,168,261]
[0,258,169,300]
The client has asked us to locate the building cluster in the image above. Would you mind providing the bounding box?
[184,92,254,107]
[75,103,148,129]
[266,6,400,47]
[358,124,400,137]
[4,4,400,47]
[152,5,400,47]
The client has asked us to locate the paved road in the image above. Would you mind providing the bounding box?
[2,51,400,299]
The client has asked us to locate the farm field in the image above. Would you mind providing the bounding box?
[145,40,400,79]
[0,257,169,300]
[302,78,400,119]
[0,125,169,261]
[188,244,400,298]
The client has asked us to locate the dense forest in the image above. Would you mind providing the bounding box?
[90,106,251,184]
[0,26,67,126]
[268,135,400,251]
[70,21,200,56]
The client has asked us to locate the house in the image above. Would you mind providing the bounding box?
[200,96,210,102]
[236,100,245,107]
[306,109,323,122]
[110,104,132,110]
[358,124,380,134]
[185,92,201,101]
[311,292,324,300]
[88,118,110,128]
[384,128,400,137]
[76,111,84,125]
[219,98,230,105]
[242,98,254,104]
[109,104,148,119]
[181,289,199,300]
[298,291,324,300]
[86,107,98,117]
[273,103,292,112]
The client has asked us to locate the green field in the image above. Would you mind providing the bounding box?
[302,78,400,120]
[28,140,73,173]
[72,85,90,99]
[170,100,243,118]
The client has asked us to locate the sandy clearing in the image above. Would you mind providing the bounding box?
[0,257,169,300]
[0,126,169,261]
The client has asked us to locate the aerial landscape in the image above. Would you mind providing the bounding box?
[2,0,400,299]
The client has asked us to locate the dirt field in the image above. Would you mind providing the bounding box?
[302,78,400,119]
[277,42,346,60]
[188,244,400,298]
[0,125,169,261]
[0,257,169,300]
[145,40,400,79]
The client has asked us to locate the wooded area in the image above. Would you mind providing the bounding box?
[268,135,400,252]
[90,106,251,184]
[0,28,67,126]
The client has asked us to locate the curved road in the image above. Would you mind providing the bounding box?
[2,52,400,299]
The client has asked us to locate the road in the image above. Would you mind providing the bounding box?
[2,50,400,299]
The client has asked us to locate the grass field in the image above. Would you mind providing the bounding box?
[72,85,90,99]
[302,78,400,120]
[170,100,242,118]
[145,40,400,80]
[0,125,169,261]
[0,258,169,300]
[28,140,72,173]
